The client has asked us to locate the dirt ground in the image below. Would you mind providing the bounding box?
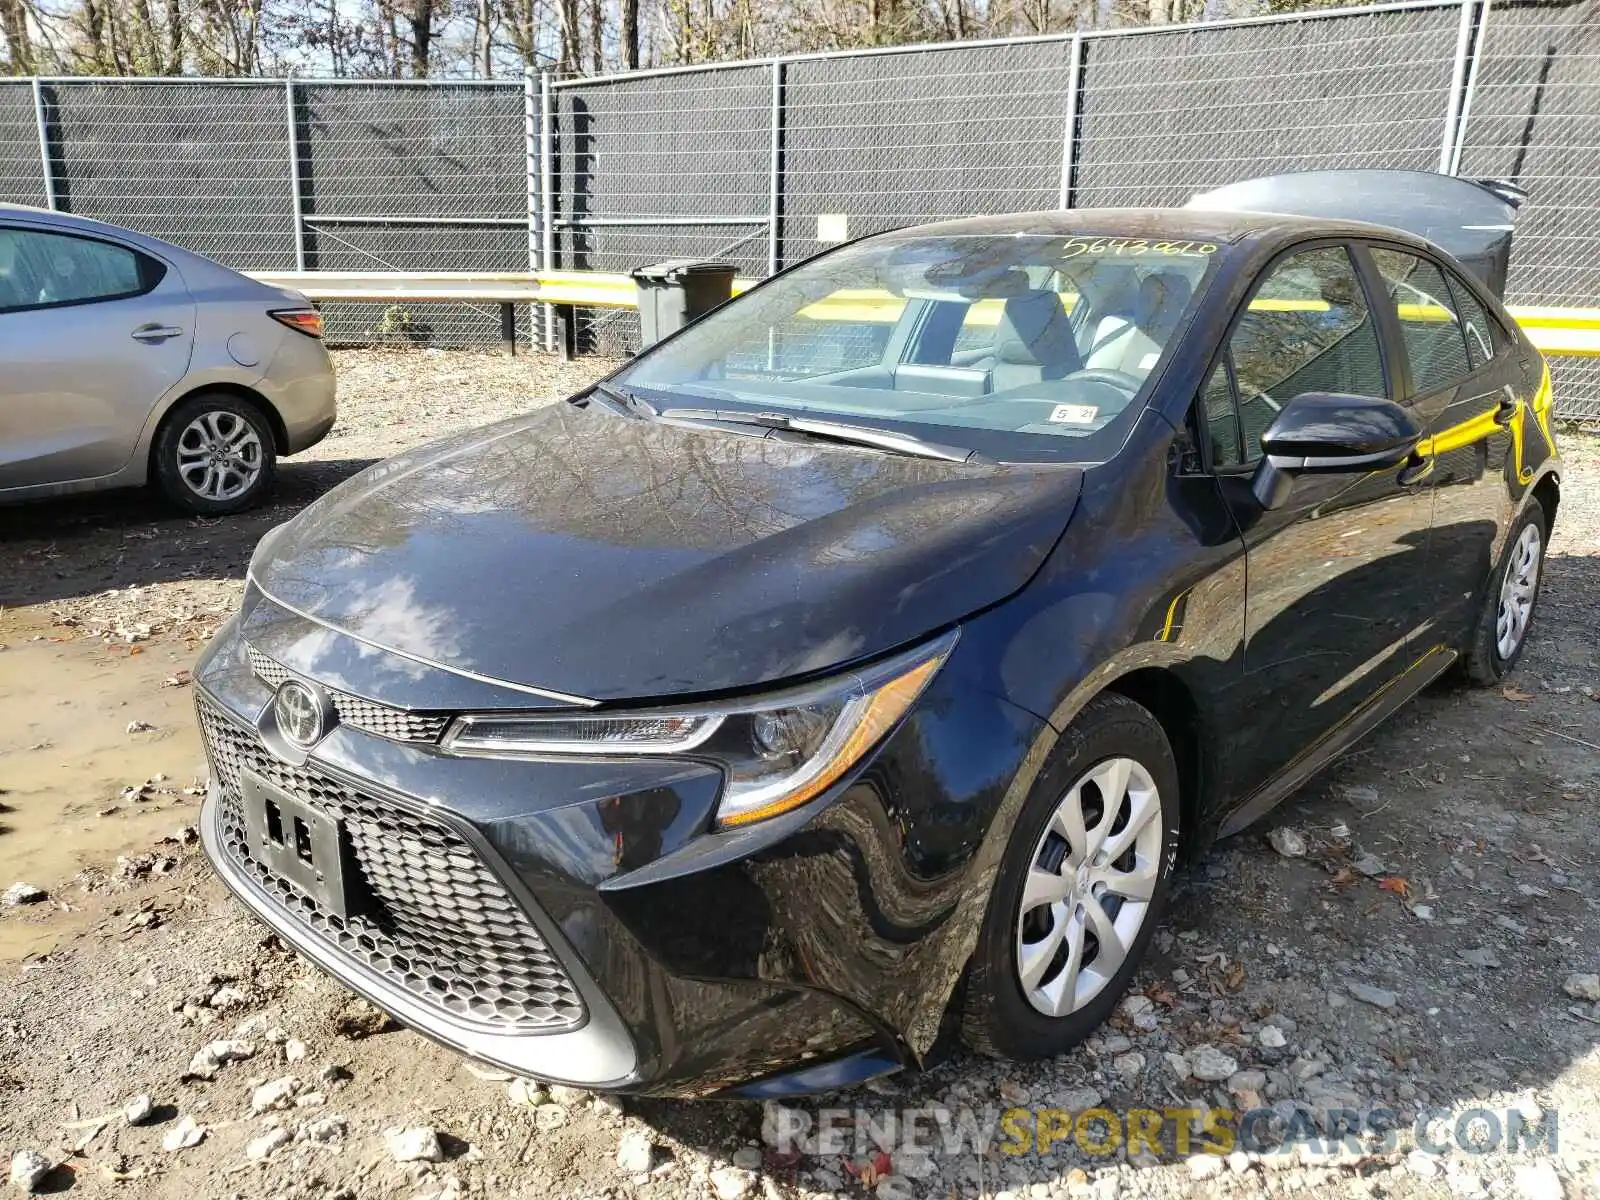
[2,349,1599,1200]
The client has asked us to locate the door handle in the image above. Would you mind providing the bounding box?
[1396,452,1434,488]
[131,323,184,343]
[1494,388,1520,428]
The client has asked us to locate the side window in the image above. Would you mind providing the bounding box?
[1446,271,1498,371]
[0,227,161,314]
[1200,362,1242,468]
[1369,248,1473,395]
[1227,245,1386,461]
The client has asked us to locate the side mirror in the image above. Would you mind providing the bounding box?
[1251,391,1420,510]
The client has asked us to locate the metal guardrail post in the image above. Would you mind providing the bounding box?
[1057,34,1084,210]
[1449,0,1491,177]
[539,70,558,354]
[1440,0,1476,174]
[31,78,57,210]
[768,59,785,276]
[285,78,307,271]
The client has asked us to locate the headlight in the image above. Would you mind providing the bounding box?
[441,631,957,828]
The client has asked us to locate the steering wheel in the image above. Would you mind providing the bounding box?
[1062,367,1145,393]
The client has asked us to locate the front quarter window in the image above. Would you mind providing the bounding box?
[617,232,1221,463]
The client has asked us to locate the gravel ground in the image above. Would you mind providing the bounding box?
[2,351,1599,1200]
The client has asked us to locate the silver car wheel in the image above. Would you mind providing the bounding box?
[1495,522,1542,660]
[1015,756,1163,1018]
[176,411,264,502]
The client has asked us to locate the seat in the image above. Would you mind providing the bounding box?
[1086,271,1192,374]
[984,289,1082,391]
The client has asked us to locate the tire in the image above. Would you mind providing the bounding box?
[1462,500,1546,686]
[153,393,278,515]
[962,692,1181,1060]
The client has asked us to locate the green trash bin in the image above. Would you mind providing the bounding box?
[631,260,736,348]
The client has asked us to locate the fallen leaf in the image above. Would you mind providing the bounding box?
[1328,867,1358,891]
[1378,876,1411,896]
[1501,685,1536,702]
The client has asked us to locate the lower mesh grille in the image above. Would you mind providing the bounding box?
[198,699,586,1033]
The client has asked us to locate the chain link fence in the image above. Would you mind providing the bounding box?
[1456,0,1600,419]
[3,0,1598,415]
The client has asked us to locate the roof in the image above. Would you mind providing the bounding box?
[877,206,1422,248]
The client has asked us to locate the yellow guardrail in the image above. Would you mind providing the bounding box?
[249,270,1600,358]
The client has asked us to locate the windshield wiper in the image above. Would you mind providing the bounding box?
[661,408,980,464]
[582,382,658,421]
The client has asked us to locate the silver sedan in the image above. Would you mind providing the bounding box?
[0,204,336,515]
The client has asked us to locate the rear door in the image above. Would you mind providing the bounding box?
[0,223,195,490]
[1361,242,1526,647]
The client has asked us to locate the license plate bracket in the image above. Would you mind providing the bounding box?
[240,771,352,920]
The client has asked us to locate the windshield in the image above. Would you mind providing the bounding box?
[615,232,1221,462]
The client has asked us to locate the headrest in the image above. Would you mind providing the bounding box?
[1134,272,1193,334]
[992,289,1078,368]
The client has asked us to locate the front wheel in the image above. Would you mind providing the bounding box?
[1462,500,1546,685]
[153,394,277,515]
[962,693,1180,1060]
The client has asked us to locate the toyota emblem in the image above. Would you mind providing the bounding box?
[273,679,331,749]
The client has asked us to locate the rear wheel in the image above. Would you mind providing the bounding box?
[153,394,277,515]
[962,693,1180,1059]
[1462,500,1546,684]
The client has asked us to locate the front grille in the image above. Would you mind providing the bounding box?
[199,699,586,1033]
[246,646,451,744]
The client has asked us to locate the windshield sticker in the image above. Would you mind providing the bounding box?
[1060,237,1218,260]
[1048,404,1100,425]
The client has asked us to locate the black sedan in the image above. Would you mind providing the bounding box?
[193,171,1560,1098]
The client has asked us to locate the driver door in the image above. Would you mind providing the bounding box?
[1203,242,1437,798]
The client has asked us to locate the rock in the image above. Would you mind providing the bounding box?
[1267,827,1307,858]
[999,1079,1029,1104]
[126,720,156,733]
[1099,1033,1133,1054]
[1189,1044,1239,1082]
[1413,905,1436,921]
[122,1093,154,1126]
[1113,1052,1146,1078]
[507,1078,546,1109]
[1163,1052,1191,1079]
[1406,1150,1441,1179]
[186,1038,255,1079]
[1258,1026,1288,1049]
[1351,853,1387,877]
[1118,994,1154,1019]
[1228,1069,1267,1096]
[534,1104,567,1131]
[1562,974,1600,1002]
[250,1076,303,1113]
[298,1116,348,1145]
[295,1091,326,1108]
[591,1094,625,1117]
[732,1147,763,1171]
[386,1126,443,1164]
[617,1130,655,1173]
[8,1151,51,1194]
[1188,1154,1226,1180]
[1227,1152,1252,1175]
[1345,982,1398,1009]
[333,999,391,1039]
[1,883,45,907]
[246,1127,292,1161]
[1514,1162,1564,1200]
[284,1039,309,1063]
[711,1166,754,1199]
[162,1116,206,1151]
[546,1084,587,1104]
[876,1178,917,1200]
[1053,1086,1103,1111]
[1459,947,1501,969]
[207,984,248,1009]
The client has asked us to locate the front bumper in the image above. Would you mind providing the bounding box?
[193,603,1046,1095]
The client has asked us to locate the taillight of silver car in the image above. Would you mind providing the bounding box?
[270,309,325,338]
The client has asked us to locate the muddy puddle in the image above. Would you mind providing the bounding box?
[0,633,210,959]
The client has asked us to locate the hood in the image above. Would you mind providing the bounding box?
[250,403,1082,702]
